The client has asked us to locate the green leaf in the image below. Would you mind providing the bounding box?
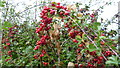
[88,44,101,52]
[94,22,101,26]
[99,36,107,39]
[2,21,12,30]
[11,52,18,59]
[111,46,116,50]
[24,46,33,53]
[0,21,2,31]
[106,55,119,66]
[0,1,5,7]
[106,61,117,64]
[81,49,87,53]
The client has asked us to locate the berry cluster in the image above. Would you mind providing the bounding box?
[8,51,13,57]
[2,25,18,49]
[34,49,46,59]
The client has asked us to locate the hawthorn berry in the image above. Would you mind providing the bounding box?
[62,6,67,10]
[64,12,69,15]
[5,59,11,62]
[43,62,48,66]
[42,50,46,54]
[89,51,96,55]
[40,54,44,57]
[6,43,10,46]
[51,4,56,6]
[43,6,50,10]
[90,14,95,18]
[57,2,60,5]
[34,55,38,59]
[101,34,105,36]
[100,41,105,45]
[3,46,7,49]
[34,45,40,50]
[59,12,64,15]
[75,64,79,68]
[56,5,61,9]
[8,51,12,54]
[72,39,78,43]
[78,44,83,47]
[50,10,55,15]
[5,38,9,42]
[105,51,112,56]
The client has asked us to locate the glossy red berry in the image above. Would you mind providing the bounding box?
[34,45,40,50]
[101,34,105,36]
[6,43,10,46]
[78,44,83,47]
[50,10,55,14]
[51,4,56,6]
[43,62,48,66]
[73,39,78,43]
[40,54,44,57]
[60,12,64,15]
[100,41,105,45]
[57,3,60,5]
[34,55,38,59]
[64,12,69,15]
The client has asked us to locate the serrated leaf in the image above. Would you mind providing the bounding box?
[2,21,12,30]
[24,46,33,53]
[11,52,18,59]
[106,61,117,64]
[88,44,101,52]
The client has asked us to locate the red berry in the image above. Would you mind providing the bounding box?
[59,12,64,15]
[57,3,60,5]
[64,23,69,28]
[8,51,12,54]
[3,46,7,49]
[40,54,44,57]
[50,10,55,14]
[101,34,105,36]
[63,7,67,10]
[6,43,10,46]
[78,44,83,47]
[100,41,105,45]
[43,6,50,10]
[76,48,80,52]
[43,16,48,19]
[5,39,9,42]
[34,55,38,59]
[75,64,78,68]
[79,64,83,67]
[56,5,61,9]
[68,28,72,32]
[73,39,78,43]
[90,14,95,18]
[64,12,69,15]
[105,51,112,56]
[43,62,48,66]
[51,4,56,6]
[93,59,98,62]
[34,45,40,50]
[5,59,11,62]
[42,50,46,54]
[98,56,103,60]
[89,51,96,55]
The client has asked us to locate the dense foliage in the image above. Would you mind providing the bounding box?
[0,1,119,68]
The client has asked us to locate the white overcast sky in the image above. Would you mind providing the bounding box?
[8,0,119,19]
[6,0,120,31]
